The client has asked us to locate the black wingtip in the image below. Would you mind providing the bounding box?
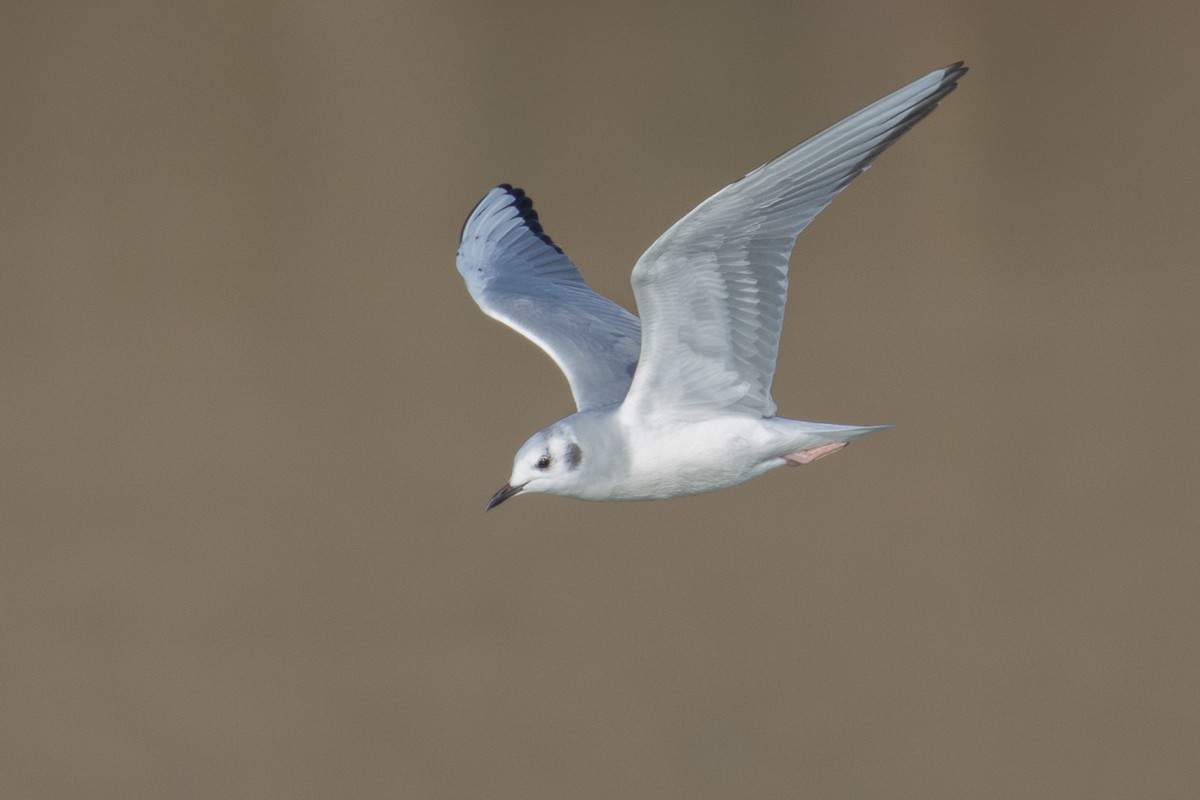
[496,184,564,254]
[941,61,969,86]
[458,183,567,255]
[876,61,969,152]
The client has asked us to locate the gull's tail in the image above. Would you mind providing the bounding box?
[770,420,892,465]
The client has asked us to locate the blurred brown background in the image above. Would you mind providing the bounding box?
[3,1,1198,798]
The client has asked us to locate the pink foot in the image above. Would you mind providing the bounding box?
[783,441,848,466]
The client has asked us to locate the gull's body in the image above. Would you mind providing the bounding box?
[519,410,883,502]
[456,63,967,509]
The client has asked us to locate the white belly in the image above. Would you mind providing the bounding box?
[609,415,784,500]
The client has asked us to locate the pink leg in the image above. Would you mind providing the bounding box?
[783,441,848,466]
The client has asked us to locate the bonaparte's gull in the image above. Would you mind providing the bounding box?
[458,63,967,510]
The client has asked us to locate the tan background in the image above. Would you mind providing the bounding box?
[3,1,1198,798]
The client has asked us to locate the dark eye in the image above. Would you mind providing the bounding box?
[536,455,552,470]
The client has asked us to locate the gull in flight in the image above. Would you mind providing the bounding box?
[457,63,967,510]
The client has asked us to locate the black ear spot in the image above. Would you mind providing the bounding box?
[565,443,582,468]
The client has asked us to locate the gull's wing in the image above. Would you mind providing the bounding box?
[457,185,642,411]
[622,63,967,418]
